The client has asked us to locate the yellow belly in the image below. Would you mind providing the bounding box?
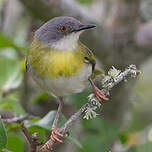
[29,40,84,78]
[31,63,92,97]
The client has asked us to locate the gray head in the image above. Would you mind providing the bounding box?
[35,16,96,50]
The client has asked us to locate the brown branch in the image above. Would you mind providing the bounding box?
[2,113,40,152]
[38,65,140,152]
[2,115,33,124]
[21,123,42,152]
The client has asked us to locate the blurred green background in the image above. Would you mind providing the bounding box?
[0,0,152,151]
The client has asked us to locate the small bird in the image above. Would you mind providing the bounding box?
[27,16,108,143]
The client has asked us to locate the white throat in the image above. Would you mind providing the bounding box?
[51,32,82,51]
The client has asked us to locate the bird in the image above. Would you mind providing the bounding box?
[27,16,108,143]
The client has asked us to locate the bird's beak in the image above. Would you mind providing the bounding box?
[74,24,96,32]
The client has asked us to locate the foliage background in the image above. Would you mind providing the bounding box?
[0,0,152,151]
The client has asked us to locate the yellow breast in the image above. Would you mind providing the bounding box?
[29,39,84,78]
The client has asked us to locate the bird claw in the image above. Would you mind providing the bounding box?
[51,126,63,143]
[92,85,109,101]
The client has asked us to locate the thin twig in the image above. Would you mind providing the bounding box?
[2,149,13,152]
[38,65,140,152]
[2,115,33,124]
[21,123,42,152]
[2,87,19,97]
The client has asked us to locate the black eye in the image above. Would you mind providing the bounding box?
[59,26,68,32]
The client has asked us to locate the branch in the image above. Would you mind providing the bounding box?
[2,87,19,98]
[2,149,13,152]
[39,65,140,152]
[21,123,42,152]
[2,115,33,124]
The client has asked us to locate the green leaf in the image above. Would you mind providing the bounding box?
[0,34,27,52]
[66,129,82,148]
[77,134,110,152]
[118,131,128,144]
[31,91,50,103]
[66,88,90,108]
[76,0,92,4]
[25,111,82,147]
[27,126,47,142]
[25,111,66,131]
[77,118,118,152]
[24,111,66,141]
[82,118,118,142]
[127,142,152,152]
[5,132,24,152]
[0,117,7,150]
[0,56,23,92]
[148,128,152,142]
[0,98,25,115]
[5,123,21,131]
[0,34,19,50]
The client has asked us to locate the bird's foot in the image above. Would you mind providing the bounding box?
[51,126,63,143]
[92,85,109,101]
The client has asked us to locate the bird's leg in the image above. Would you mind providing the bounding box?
[51,97,64,143]
[88,78,109,101]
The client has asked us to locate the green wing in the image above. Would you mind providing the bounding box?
[79,41,104,79]
[91,68,104,79]
[79,41,96,72]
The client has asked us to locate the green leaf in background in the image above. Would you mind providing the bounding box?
[82,118,118,143]
[77,134,110,152]
[66,88,90,108]
[127,142,152,152]
[0,117,7,150]
[0,34,19,50]
[24,111,65,142]
[76,0,92,4]
[118,131,128,144]
[148,128,152,142]
[24,117,46,142]
[0,56,23,92]
[27,126,47,142]
[5,132,24,152]
[31,91,50,103]
[25,111,82,147]
[0,97,25,115]
[5,123,21,131]
[76,118,118,152]
[25,111,66,131]
[0,34,27,52]
[66,128,82,148]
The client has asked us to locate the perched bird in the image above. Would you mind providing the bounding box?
[27,16,108,143]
